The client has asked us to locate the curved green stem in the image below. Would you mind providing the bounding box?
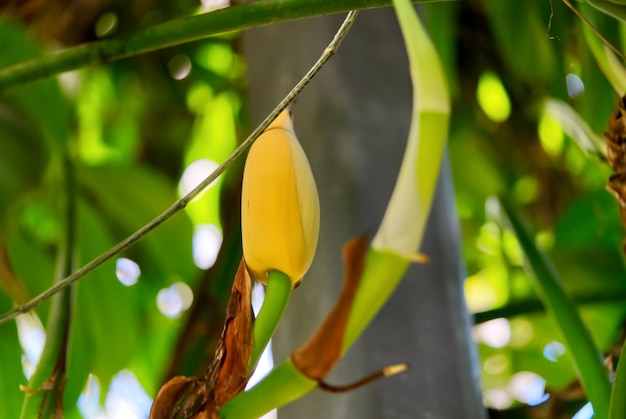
[250,270,292,372]
[221,359,316,419]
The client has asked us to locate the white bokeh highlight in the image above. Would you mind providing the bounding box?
[565,73,585,98]
[543,340,566,362]
[483,388,512,410]
[157,282,194,318]
[78,371,152,419]
[509,371,549,406]
[115,258,141,286]
[572,402,593,419]
[16,314,46,379]
[193,224,223,269]
[473,318,511,348]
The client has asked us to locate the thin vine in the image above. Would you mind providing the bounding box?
[0,10,359,324]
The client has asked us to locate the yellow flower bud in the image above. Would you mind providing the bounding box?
[241,108,320,288]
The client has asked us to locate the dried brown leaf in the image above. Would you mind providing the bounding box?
[291,235,368,379]
[605,95,626,252]
[149,258,254,419]
[212,257,254,406]
[149,376,197,419]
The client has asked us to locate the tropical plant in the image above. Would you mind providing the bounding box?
[2,1,626,419]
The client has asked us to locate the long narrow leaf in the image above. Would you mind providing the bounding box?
[610,337,626,418]
[499,197,611,419]
[345,0,450,348]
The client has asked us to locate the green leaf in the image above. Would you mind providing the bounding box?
[499,198,612,418]
[0,18,69,149]
[0,293,25,419]
[610,327,626,418]
[372,0,449,259]
[78,164,196,284]
[64,199,140,408]
[480,0,561,89]
[588,0,626,23]
[0,103,47,225]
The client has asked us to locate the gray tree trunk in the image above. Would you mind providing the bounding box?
[242,6,486,419]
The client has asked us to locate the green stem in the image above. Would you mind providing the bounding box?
[20,154,76,418]
[250,270,292,373]
[220,359,316,419]
[499,197,611,419]
[609,333,626,419]
[0,0,438,91]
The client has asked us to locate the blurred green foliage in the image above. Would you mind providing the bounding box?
[1,0,626,418]
[424,0,626,416]
[0,3,244,417]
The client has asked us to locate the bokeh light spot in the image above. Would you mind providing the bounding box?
[157,282,194,318]
[483,388,512,410]
[572,402,594,419]
[193,224,223,269]
[168,54,192,80]
[509,371,549,406]
[197,43,235,76]
[474,318,511,348]
[115,258,141,286]
[465,272,500,312]
[538,113,564,157]
[105,370,153,418]
[484,354,509,375]
[566,73,585,98]
[477,72,511,123]
[77,375,102,418]
[201,0,230,12]
[543,340,566,362]
[16,314,46,379]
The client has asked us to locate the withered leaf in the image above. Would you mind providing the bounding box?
[605,95,626,252]
[149,376,198,419]
[212,256,254,407]
[149,257,254,419]
[291,235,368,379]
